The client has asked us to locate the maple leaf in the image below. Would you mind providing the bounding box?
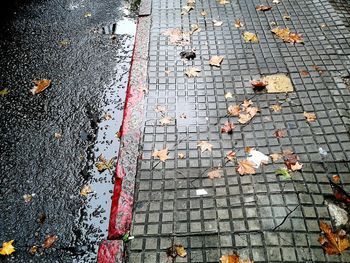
[238,113,252,124]
[270,153,282,162]
[42,235,58,249]
[197,141,213,153]
[332,175,341,184]
[319,221,350,255]
[155,105,166,113]
[209,56,224,67]
[31,79,51,95]
[227,105,240,116]
[275,168,291,180]
[160,116,172,125]
[270,104,282,112]
[152,148,169,162]
[242,99,253,108]
[80,185,92,197]
[256,5,272,11]
[220,253,253,263]
[273,129,286,138]
[185,67,201,77]
[304,112,316,122]
[236,159,256,175]
[243,32,259,43]
[95,155,114,172]
[287,33,304,43]
[245,106,259,117]
[178,153,185,159]
[0,88,10,96]
[226,151,236,161]
[251,79,268,90]
[220,121,236,134]
[234,19,243,28]
[208,169,222,179]
[0,240,15,256]
[224,92,233,99]
[213,20,223,27]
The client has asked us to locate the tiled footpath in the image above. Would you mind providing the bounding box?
[127,0,350,262]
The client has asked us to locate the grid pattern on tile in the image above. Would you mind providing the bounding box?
[128,0,350,262]
[328,0,350,29]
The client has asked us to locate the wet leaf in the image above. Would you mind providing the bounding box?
[185,67,201,77]
[180,50,196,60]
[197,141,213,153]
[275,168,291,180]
[95,155,114,172]
[220,253,253,263]
[152,148,169,162]
[332,175,341,184]
[29,245,38,255]
[270,104,282,112]
[304,112,316,122]
[0,240,15,256]
[31,79,51,95]
[236,159,256,175]
[209,55,224,67]
[160,116,172,125]
[178,153,185,159]
[221,121,236,134]
[271,27,303,43]
[226,151,236,161]
[208,169,222,179]
[251,79,268,90]
[234,19,243,28]
[155,105,166,113]
[224,92,233,99]
[243,32,259,43]
[270,153,282,162]
[228,105,240,116]
[213,20,223,27]
[80,185,92,197]
[284,152,302,171]
[42,235,58,249]
[256,5,272,11]
[166,244,187,259]
[273,129,286,138]
[0,88,10,96]
[319,221,349,255]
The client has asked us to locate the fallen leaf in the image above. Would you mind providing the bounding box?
[319,221,349,255]
[175,245,187,257]
[236,159,256,175]
[103,113,112,120]
[166,244,187,259]
[29,245,38,255]
[244,147,253,153]
[270,153,282,162]
[0,88,10,96]
[238,113,252,124]
[54,132,62,139]
[190,24,201,34]
[332,175,341,184]
[208,169,222,179]
[243,31,259,43]
[270,104,282,112]
[209,56,224,67]
[242,99,253,108]
[218,0,230,5]
[245,106,259,117]
[31,79,51,95]
[304,112,316,122]
[264,74,293,93]
[271,27,303,43]
[165,69,172,75]
[178,153,185,159]
[251,79,268,90]
[23,194,34,203]
[290,161,303,171]
[312,65,324,75]
[283,15,291,20]
[152,148,169,162]
[197,141,213,153]
[275,168,291,180]
[0,240,15,256]
[155,105,166,113]
[181,5,194,15]
[300,70,309,77]
[220,253,253,263]
[185,67,201,77]
[42,235,58,249]
[160,116,172,125]
[37,212,46,224]
[95,155,114,172]
[284,152,300,170]
[84,12,92,18]
[220,121,236,133]
[179,113,187,119]
[224,92,233,99]
[213,20,223,27]
[234,19,244,28]
[273,129,287,138]
[226,151,236,161]
[256,5,272,11]
[162,28,190,46]
[201,10,207,16]
[80,185,92,197]
[227,105,240,116]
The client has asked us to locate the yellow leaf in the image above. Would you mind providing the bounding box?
[243,32,259,43]
[234,19,243,28]
[0,240,15,256]
[0,89,10,96]
[175,245,187,257]
[270,104,282,112]
[319,221,350,254]
[80,185,92,197]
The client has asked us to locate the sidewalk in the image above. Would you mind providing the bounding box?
[125,0,350,262]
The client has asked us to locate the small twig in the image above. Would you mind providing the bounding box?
[273,204,300,231]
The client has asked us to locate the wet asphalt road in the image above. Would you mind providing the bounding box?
[0,0,136,262]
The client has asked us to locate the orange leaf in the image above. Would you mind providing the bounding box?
[236,159,256,175]
[31,79,51,95]
[319,221,349,255]
[332,175,341,184]
[42,235,58,249]
[220,253,254,263]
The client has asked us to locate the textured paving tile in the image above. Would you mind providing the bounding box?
[128,0,350,262]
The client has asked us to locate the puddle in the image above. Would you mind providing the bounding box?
[116,17,136,35]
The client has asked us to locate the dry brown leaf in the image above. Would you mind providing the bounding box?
[166,244,187,259]
[236,159,256,175]
[245,106,259,117]
[243,31,259,43]
[197,141,213,153]
[178,153,186,159]
[319,221,350,255]
[185,67,201,77]
[213,20,223,27]
[304,112,316,122]
[234,19,244,28]
[208,169,222,179]
[332,175,341,184]
[220,121,236,134]
[256,5,272,11]
[152,148,169,162]
[270,153,282,162]
[227,105,240,116]
[42,235,58,249]
[80,185,92,197]
[290,161,303,171]
[224,92,233,99]
[209,56,224,67]
[155,105,166,113]
[160,116,172,125]
[273,129,286,138]
[270,104,282,112]
[242,99,253,108]
[29,245,38,255]
[312,65,325,75]
[238,113,252,124]
[226,151,236,161]
[251,79,268,90]
[31,79,51,95]
[271,27,304,43]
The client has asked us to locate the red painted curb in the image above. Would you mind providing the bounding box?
[97,240,124,263]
